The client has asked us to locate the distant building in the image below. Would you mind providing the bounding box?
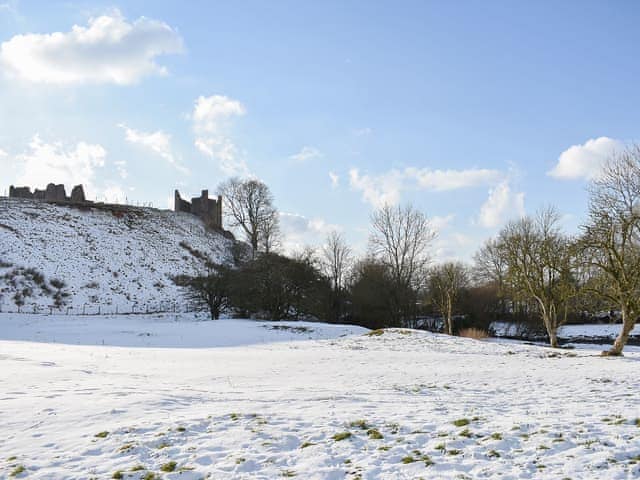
[174,189,223,230]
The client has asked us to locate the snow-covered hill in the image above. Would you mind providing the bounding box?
[0,197,234,313]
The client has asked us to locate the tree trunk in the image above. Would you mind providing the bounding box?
[447,298,453,335]
[604,306,635,356]
[542,312,559,348]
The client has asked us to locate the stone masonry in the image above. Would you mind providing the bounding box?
[174,189,223,230]
[9,183,86,203]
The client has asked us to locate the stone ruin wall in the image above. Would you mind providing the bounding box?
[7,183,223,230]
[174,189,223,230]
[9,183,86,203]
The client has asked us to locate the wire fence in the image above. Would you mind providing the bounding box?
[0,301,200,316]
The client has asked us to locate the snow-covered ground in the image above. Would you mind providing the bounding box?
[1,314,640,479]
[0,198,233,313]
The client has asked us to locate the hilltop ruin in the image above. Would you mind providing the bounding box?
[174,189,223,230]
[9,183,86,203]
[7,183,224,230]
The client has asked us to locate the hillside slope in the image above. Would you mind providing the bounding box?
[0,197,234,313]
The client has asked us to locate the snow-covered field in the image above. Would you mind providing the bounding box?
[2,314,640,479]
[0,197,233,313]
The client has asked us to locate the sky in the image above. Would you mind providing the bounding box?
[1,0,639,260]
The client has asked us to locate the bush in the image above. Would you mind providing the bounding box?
[459,328,489,340]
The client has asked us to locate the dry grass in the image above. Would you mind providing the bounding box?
[459,328,489,340]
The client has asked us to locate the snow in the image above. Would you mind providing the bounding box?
[0,198,233,313]
[2,313,640,479]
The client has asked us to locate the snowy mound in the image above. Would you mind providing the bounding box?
[0,197,234,313]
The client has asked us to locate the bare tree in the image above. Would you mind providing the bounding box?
[259,210,281,254]
[369,204,436,326]
[369,204,436,289]
[320,231,353,323]
[497,207,577,347]
[321,231,352,292]
[427,262,469,335]
[581,145,640,355]
[218,177,279,257]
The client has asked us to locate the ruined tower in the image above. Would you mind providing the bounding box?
[174,189,223,229]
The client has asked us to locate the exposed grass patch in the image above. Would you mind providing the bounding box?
[230,413,240,421]
[367,428,383,440]
[9,465,26,477]
[447,449,462,456]
[130,465,145,472]
[459,328,489,340]
[156,441,170,449]
[118,443,135,453]
[378,446,391,451]
[332,431,352,441]
[112,471,123,479]
[452,418,470,427]
[300,441,316,449]
[401,456,416,464]
[367,329,385,336]
[281,469,297,477]
[490,432,502,440]
[435,443,446,451]
[236,458,246,464]
[487,449,501,458]
[349,419,370,430]
[176,426,186,432]
[160,461,177,472]
[7,456,17,462]
[94,431,109,438]
[142,473,156,480]
[459,428,472,438]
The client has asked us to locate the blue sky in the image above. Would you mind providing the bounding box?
[1,1,639,259]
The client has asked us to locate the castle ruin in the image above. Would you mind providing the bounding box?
[174,190,223,230]
[9,183,86,203]
[8,183,223,230]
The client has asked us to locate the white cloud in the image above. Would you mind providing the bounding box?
[289,146,321,163]
[192,95,248,176]
[430,214,455,233]
[0,10,182,85]
[114,160,128,179]
[119,124,188,174]
[353,127,372,136]
[404,167,501,191]
[349,168,404,208]
[349,166,503,208]
[477,180,525,228]
[548,137,622,180]
[14,135,106,197]
[328,171,339,188]
[279,212,340,253]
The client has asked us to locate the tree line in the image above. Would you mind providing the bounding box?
[175,146,640,356]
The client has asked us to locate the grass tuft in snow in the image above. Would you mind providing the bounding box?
[94,431,109,438]
[490,432,502,440]
[367,428,384,439]
[300,441,316,449]
[160,461,176,472]
[130,465,145,471]
[332,431,352,441]
[349,419,370,430]
[366,329,385,336]
[9,465,26,477]
[281,469,296,477]
[112,471,123,479]
[452,418,470,427]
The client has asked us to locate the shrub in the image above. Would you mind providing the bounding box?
[459,328,489,340]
